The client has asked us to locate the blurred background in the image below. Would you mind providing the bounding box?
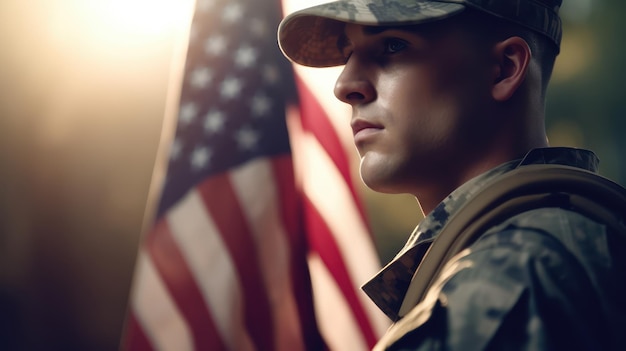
[0,0,623,350]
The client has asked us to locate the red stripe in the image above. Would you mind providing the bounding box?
[303,197,378,348]
[295,74,380,347]
[147,219,227,351]
[271,156,328,351]
[295,76,370,229]
[120,312,154,351]
[196,173,275,351]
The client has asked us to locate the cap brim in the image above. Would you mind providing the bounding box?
[278,0,466,67]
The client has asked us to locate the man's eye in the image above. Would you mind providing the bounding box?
[385,39,407,54]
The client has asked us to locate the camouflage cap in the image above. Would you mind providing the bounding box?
[278,0,562,67]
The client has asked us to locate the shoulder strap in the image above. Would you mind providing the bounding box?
[398,164,626,318]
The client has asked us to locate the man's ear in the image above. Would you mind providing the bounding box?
[491,37,531,101]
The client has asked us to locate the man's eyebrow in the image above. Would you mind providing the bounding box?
[337,25,416,53]
[337,33,351,55]
[362,25,414,35]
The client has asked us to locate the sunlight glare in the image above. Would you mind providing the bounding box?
[67,0,195,50]
[95,0,192,34]
[94,0,192,35]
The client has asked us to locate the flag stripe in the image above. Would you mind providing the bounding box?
[295,72,390,340]
[308,253,369,351]
[123,312,154,351]
[304,197,378,346]
[286,100,386,350]
[147,219,227,351]
[196,173,275,351]
[230,158,307,351]
[295,76,370,224]
[271,155,329,351]
[298,131,389,339]
[298,115,384,345]
[132,248,195,351]
[166,190,256,351]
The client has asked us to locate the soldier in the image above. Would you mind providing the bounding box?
[278,0,626,350]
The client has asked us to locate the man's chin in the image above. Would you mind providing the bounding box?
[359,172,402,195]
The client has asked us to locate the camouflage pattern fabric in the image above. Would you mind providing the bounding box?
[278,0,562,67]
[363,147,626,350]
[363,147,601,321]
[362,158,519,321]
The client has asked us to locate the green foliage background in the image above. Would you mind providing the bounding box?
[547,0,625,185]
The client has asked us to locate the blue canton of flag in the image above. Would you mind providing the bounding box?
[158,0,295,216]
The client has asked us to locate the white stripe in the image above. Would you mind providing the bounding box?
[288,49,390,337]
[308,253,369,351]
[287,108,390,339]
[293,65,354,154]
[287,108,389,337]
[132,251,193,351]
[167,190,255,351]
[230,158,306,351]
[299,132,391,337]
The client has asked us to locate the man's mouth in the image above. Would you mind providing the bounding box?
[351,119,383,143]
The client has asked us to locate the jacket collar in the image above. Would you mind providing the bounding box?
[361,147,599,321]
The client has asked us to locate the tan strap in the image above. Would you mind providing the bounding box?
[398,164,626,318]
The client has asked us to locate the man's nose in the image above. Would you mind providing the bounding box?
[333,58,376,105]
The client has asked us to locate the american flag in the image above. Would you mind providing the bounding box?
[122,0,387,349]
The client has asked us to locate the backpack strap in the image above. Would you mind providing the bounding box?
[397,164,626,318]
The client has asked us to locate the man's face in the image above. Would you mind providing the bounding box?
[334,21,495,195]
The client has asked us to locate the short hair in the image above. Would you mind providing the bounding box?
[458,8,559,96]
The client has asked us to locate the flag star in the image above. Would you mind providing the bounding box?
[249,18,268,36]
[251,93,271,117]
[220,77,243,99]
[189,67,213,89]
[235,127,260,151]
[170,138,183,160]
[262,64,280,84]
[235,45,258,68]
[204,35,227,56]
[179,102,198,125]
[190,146,212,171]
[223,3,243,23]
[204,110,226,133]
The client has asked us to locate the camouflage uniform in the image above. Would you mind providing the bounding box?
[362,147,626,350]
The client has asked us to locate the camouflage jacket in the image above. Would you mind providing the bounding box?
[363,147,626,350]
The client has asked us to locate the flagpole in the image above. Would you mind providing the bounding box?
[139,0,196,242]
[118,1,196,348]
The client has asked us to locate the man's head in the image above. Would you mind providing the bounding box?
[279,0,561,96]
[278,0,560,208]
